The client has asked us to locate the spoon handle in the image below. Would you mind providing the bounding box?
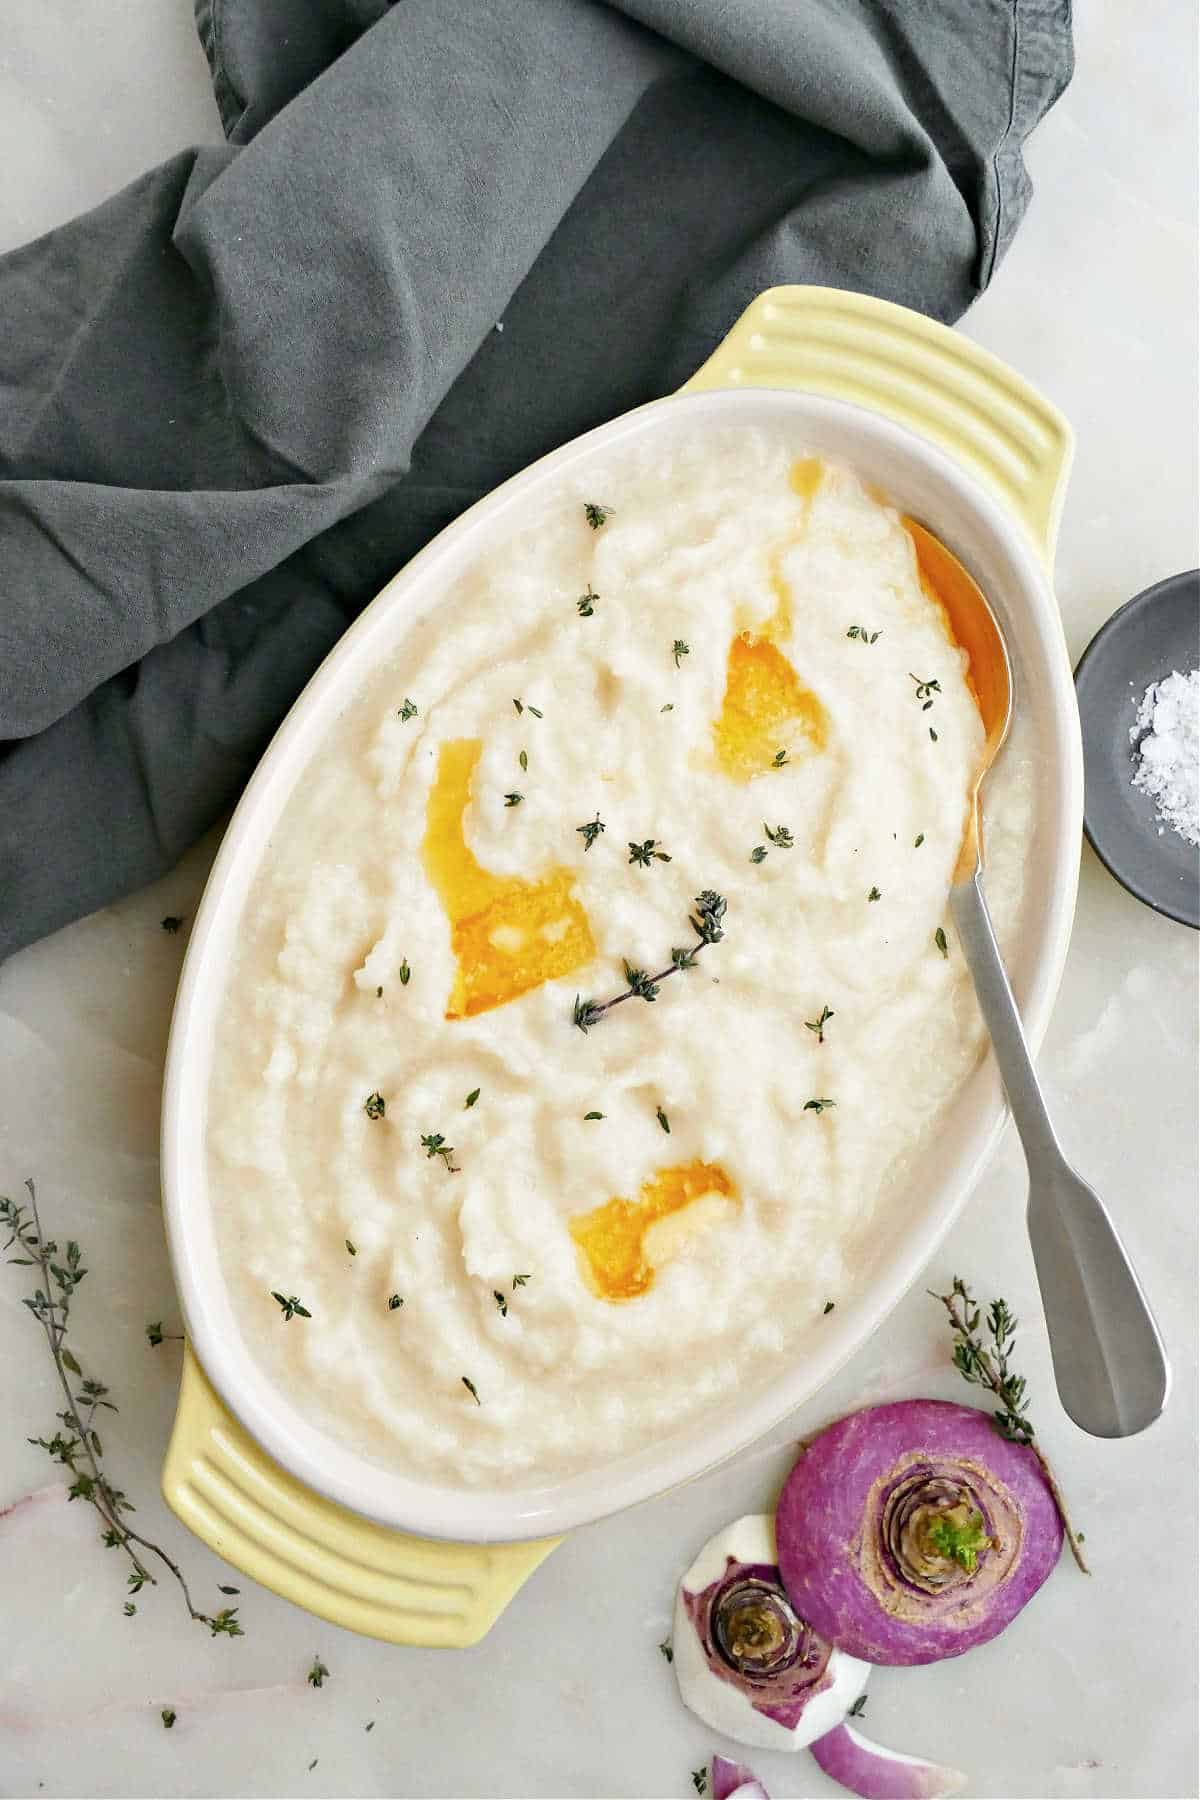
[949,869,1170,1439]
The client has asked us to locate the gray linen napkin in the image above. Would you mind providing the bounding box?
[0,0,1072,960]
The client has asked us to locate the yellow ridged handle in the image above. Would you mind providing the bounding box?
[162,1350,557,1647]
[164,286,1071,1647]
[683,285,1072,564]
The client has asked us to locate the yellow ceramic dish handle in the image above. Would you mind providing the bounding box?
[684,285,1072,563]
[163,285,1072,1646]
[162,1350,557,1647]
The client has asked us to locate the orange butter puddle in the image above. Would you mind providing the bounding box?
[570,1160,739,1302]
[422,738,595,1019]
[712,456,828,781]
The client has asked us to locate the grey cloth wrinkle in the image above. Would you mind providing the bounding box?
[0,0,1072,960]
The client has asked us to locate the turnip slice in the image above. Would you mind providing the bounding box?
[673,1514,869,1750]
[776,1399,1062,1665]
[711,1754,770,1800]
[810,1722,966,1798]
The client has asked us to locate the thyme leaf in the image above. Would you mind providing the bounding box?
[398,698,418,722]
[462,1376,481,1404]
[577,585,598,617]
[364,1092,386,1120]
[503,791,524,808]
[420,1133,460,1174]
[805,1005,834,1043]
[803,1098,836,1115]
[272,1292,311,1321]
[576,814,606,851]
[628,838,671,866]
[672,639,690,667]
[307,1658,329,1689]
[584,502,612,530]
[763,823,794,847]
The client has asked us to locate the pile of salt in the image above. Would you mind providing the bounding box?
[1129,668,1199,846]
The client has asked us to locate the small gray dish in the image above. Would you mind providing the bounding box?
[1074,569,1199,928]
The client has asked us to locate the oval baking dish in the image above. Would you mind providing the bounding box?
[160,288,1079,1639]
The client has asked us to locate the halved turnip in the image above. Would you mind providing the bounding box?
[776,1400,1062,1665]
[673,1514,869,1750]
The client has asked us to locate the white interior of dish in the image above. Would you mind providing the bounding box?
[161,388,1081,1542]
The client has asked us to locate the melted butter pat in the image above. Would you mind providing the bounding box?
[713,458,828,780]
[570,1160,738,1301]
[423,739,595,1019]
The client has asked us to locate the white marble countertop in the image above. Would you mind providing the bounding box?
[1,5,1196,1797]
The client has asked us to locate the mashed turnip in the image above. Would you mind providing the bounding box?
[206,427,1033,1487]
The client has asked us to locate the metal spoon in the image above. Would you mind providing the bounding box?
[907,520,1170,1438]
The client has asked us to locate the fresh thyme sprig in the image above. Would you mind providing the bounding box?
[572,891,726,1033]
[847,626,881,644]
[576,815,605,851]
[932,1277,1090,1574]
[910,673,942,710]
[672,639,690,668]
[583,502,612,530]
[577,585,598,617]
[1,1182,244,1636]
